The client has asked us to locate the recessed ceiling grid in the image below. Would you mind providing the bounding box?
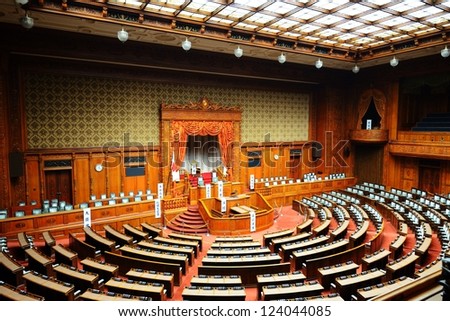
[122,0,450,51]
[6,0,450,68]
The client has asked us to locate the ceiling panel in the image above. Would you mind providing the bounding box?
[1,0,450,71]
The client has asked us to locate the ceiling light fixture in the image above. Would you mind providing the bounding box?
[278,53,286,64]
[20,13,34,29]
[181,37,191,51]
[390,56,399,67]
[352,64,360,74]
[315,58,323,69]
[234,46,243,58]
[441,46,449,58]
[117,27,128,43]
[15,0,29,4]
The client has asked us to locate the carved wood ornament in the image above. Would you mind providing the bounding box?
[160,98,242,182]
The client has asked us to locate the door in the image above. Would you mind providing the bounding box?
[419,160,440,194]
[289,155,302,180]
[45,169,73,204]
[354,144,384,184]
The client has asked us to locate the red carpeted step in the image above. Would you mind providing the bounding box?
[178,213,203,221]
[165,221,208,234]
[166,205,208,234]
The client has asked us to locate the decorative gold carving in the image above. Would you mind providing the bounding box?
[162,97,241,112]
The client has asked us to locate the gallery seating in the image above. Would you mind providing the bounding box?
[261,280,324,301]
[140,222,162,238]
[206,246,271,257]
[262,229,294,247]
[23,270,76,301]
[168,232,203,252]
[120,245,189,275]
[355,275,414,300]
[290,238,349,270]
[296,218,314,233]
[2,181,448,302]
[126,268,175,298]
[24,247,54,276]
[68,233,101,260]
[279,235,329,262]
[0,280,44,301]
[202,253,282,267]
[154,236,200,258]
[80,257,119,281]
[137,239,195,265]
[78,288,151,301]
[105,277,166,301]
[361,248,391,271]
[83,226,117,253]
[103,251,182,286]
[256,271,306,300]
[268,231,311,253]
[52,244,78,267]
[332,268,386,301]
[182,285,246,301]
[214,235,255,242]
[198,262,291,286]
[41,231,56,257]
[103,224,134,246]
[317,261,359,289]
[122,224,149,241]
[385,252,419,280]
[389,234,407,259]
[53,263,101,293]
[190,274,243,288]
[0,250,24,286]
[210,240,262,249]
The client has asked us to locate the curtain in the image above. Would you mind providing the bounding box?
[357,89,386,129]
[184,135,221,172]
[171,120,234,170]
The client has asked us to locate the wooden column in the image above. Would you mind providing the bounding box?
[0,52,10,209]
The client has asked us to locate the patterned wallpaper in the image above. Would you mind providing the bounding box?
[24,72,309,148]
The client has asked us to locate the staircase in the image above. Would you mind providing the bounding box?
[166,205,208,234]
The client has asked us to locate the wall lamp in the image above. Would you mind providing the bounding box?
[182,37,192,51]
[278,53,286,64]
[441,46,449,58]
[117,27,128,43]
[234,46,243,58]
[315,58,323,69]
[390,56,399,67]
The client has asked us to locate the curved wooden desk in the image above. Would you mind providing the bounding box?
[198,192,274,235]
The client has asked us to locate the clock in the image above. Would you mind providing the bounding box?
[95,163,103,172]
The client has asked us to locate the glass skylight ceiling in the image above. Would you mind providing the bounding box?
[109,0,450,51]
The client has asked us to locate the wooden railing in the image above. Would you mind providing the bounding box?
[0,197,187,239]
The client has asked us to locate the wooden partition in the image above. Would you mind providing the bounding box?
[197,192,274,235]
[256,177,356,207]
[21,148,160,209]
[0,198,165,238]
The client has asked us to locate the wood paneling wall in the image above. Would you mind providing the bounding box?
[23,149,160,206]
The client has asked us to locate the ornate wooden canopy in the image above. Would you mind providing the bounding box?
[160,98,242,188]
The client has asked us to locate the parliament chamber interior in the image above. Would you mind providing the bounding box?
[1,0,450,302]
